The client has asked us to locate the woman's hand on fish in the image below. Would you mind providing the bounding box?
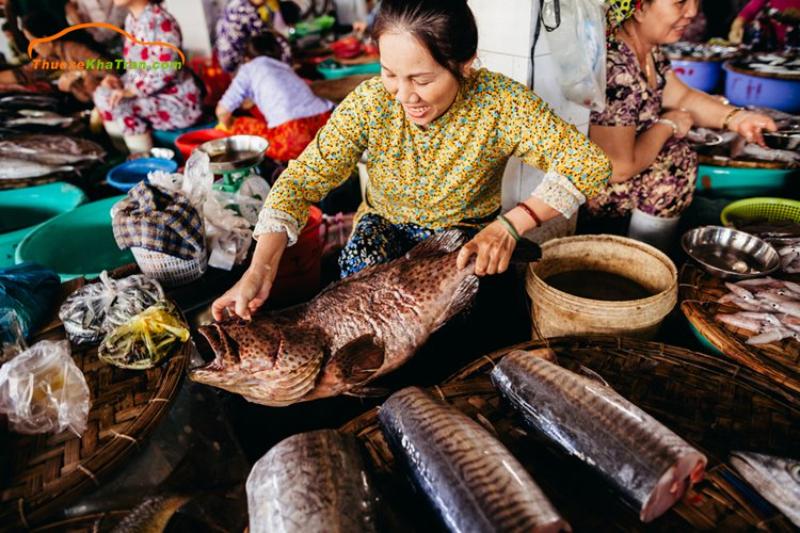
[728,111,777,147]
[457,221,517,276]
[211,232,288,321]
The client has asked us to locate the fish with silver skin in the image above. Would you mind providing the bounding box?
[190,231,541,406]
[246,429,378,533]
[490,351,707,523]
[379,386,570,533]
[730,452,800,527]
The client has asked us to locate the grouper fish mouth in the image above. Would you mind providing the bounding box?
[189,230,541,406]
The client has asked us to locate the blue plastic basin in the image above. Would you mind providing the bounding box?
[671,59,723,93]
[15,195,134,281]
[724,62,800,113]
[0,182,87,267]
[106,158,178,192]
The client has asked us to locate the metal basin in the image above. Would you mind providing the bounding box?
[764,130,800,151]
[681,226,781,279]
[197,135,269,174]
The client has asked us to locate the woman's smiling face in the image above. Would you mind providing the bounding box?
[378,30,463,127]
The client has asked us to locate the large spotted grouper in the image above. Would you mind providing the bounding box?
[190,230,541,406]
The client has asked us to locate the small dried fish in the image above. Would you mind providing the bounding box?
[715,278,800,344]
[0,157,73,179]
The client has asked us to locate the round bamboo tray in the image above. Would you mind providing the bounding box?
[341,337,800,532]
[680,262,800,401]
[0,267,189,529]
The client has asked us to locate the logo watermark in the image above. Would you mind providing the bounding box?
[27,22,186,71]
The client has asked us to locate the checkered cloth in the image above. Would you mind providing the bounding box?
[112,182,205,261]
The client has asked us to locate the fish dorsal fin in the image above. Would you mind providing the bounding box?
[329,335,386,386]
[406,230,470,259]
[579,365,611,388]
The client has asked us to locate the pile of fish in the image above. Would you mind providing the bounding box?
[663,41,738,61]
[491,351,707,523]
[716,277,800,344]
[246,430,379,533]
[379,386,570,532]
[690,126,800,167]
[59,272,165,344]
[0,109,79,130]
[730,452,800,528]
[0,133,104,180]
[732,219,800,274]
[732,53,800,77]
[190,231,541,406]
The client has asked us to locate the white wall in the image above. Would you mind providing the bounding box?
[469,0,589,240]
[164,0,216,58]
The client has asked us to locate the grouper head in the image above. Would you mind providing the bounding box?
[189,317,327,406]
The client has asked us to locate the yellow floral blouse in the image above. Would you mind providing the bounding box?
[258,69,611,243]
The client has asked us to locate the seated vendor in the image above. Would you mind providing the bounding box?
[212,0,612,321]
[0,13,107,102]
[92,0,203,154]
[586,0,776,222]
[215,31,334,162]
[729,0,800,47]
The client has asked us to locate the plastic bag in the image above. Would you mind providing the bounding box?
[0,262,60,339]
[0,340,90,435]
[58,272,165,345]
[544,0,607,111]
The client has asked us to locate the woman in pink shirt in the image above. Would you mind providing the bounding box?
[729,0,800,46]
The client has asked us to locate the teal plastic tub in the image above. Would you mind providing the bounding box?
[15,195,134,281]
[0,182,87,268]
[317,59,381,80]
[696,164,797,198]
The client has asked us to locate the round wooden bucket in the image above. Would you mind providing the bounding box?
[525,234,678,339]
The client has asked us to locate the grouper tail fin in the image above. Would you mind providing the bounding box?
[511,238,542,264]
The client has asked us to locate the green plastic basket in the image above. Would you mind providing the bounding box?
[720,197,800,226]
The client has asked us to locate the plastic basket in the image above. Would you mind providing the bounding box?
[131,247,207,287]
[720,197,800,226]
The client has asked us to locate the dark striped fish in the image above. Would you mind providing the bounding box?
[491,352,707,523]
[379,386,569,533]
[246,429,379,533]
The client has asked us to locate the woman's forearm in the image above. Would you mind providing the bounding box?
[675,88,731,129]
[504,197,561,235]
[250,231,288,272]
[609,123,673,183]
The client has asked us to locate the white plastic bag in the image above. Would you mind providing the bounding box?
[543,0,607,111]
[0,340,90,435]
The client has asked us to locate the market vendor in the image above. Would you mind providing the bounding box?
[92,0,203,154]
[212,0,612,321]
[215,31,333,162]
[0,13,108,103]
[585,0,777,221]
[729,0,800,47]
[215,0,292,74]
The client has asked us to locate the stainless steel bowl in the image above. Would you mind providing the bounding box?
[764,130,800,151]
[197,135,269,173]
[681,226,781,279]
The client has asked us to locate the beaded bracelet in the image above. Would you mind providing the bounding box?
[516,202,542,227]
[496,214,521,241]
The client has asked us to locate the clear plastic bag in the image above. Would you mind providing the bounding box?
[543,0,607,111]
[0,340,90,435]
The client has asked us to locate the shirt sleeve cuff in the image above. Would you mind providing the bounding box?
[253,208,300,247]
[531,171,587,219]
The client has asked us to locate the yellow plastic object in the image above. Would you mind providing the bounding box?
[720,197,800,226]
[98,304,189,370]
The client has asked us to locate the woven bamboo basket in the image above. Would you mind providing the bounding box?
[680,262,800,400]
[341,337,800,532]
[0,267,189,528]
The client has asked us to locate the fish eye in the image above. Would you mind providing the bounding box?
[790,463,800,483]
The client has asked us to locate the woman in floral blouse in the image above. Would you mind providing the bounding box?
[588,0,776,220]
[212,0,612,321]
[93,0,202,153]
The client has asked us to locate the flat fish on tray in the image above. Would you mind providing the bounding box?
[0,133,104,166]
[0,156,73,179]
[190,231,541,406]
[246,429,379,533]
[491,351,707,523]
[379,386,569,533]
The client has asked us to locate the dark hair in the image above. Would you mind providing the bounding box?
[245,31,292,64]
[371,0,478,82]
[21,12,104,55]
